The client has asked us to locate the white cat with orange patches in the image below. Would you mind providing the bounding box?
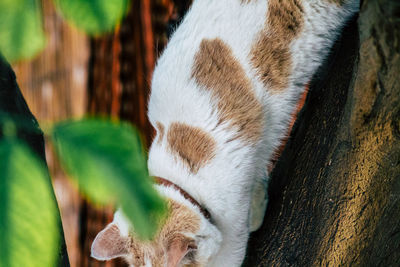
[92,0,359,266]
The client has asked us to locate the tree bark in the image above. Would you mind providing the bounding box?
[245,0,400,265]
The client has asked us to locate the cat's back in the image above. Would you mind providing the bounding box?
[148,0,359,127]
[148,0,267,122]
[147,0,359,184]
[147,0,269,182]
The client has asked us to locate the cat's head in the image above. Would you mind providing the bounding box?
[91,196,221,266]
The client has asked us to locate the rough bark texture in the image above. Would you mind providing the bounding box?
[0,56,70,267]
[245,0,400,266]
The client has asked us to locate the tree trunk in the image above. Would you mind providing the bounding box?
[245,0,400,265]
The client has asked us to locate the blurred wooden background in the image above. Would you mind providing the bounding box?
[12,0,191,266]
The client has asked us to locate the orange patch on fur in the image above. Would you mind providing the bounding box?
[250,0,304,93]
[162,200,201,244]
[192,38,263,143]
[167,122,216,173]
[125,199,201,266]
[156,122,165,144]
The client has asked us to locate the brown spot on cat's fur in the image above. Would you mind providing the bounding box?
[167,122,216,173]
[250,0,304,93]
[268,0,304,38]
[192,38,263,143]
[251,35,291,92]
[156,121,165,144]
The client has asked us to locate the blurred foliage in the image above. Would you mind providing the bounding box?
[51,119,166,239]
[0,0,130,62]
[0,112,42,137]
[0,0,46,62]
[54,0,130,34]
[0,117,167,266]
[0,139,59,267]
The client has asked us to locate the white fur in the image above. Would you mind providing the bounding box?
[113,210,131,237]
[249,172,268,232]
[147,0,359,265]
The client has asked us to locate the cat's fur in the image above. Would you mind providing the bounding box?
[91,0,359,266]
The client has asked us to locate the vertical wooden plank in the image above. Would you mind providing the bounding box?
[150,0,174,56]
[83,29,123,267]
[119,0,162,144]
[87,30,121,118]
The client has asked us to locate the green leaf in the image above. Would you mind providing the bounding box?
[51,119,166,239]
[0,140,59,267]
[0,112,43,138]
[54,0,130,34]
[0,0,46,62]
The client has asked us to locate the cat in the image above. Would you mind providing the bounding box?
[91,0,359,266]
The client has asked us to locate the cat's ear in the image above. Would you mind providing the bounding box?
[91,223,129,261]
[167,234,197,267]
